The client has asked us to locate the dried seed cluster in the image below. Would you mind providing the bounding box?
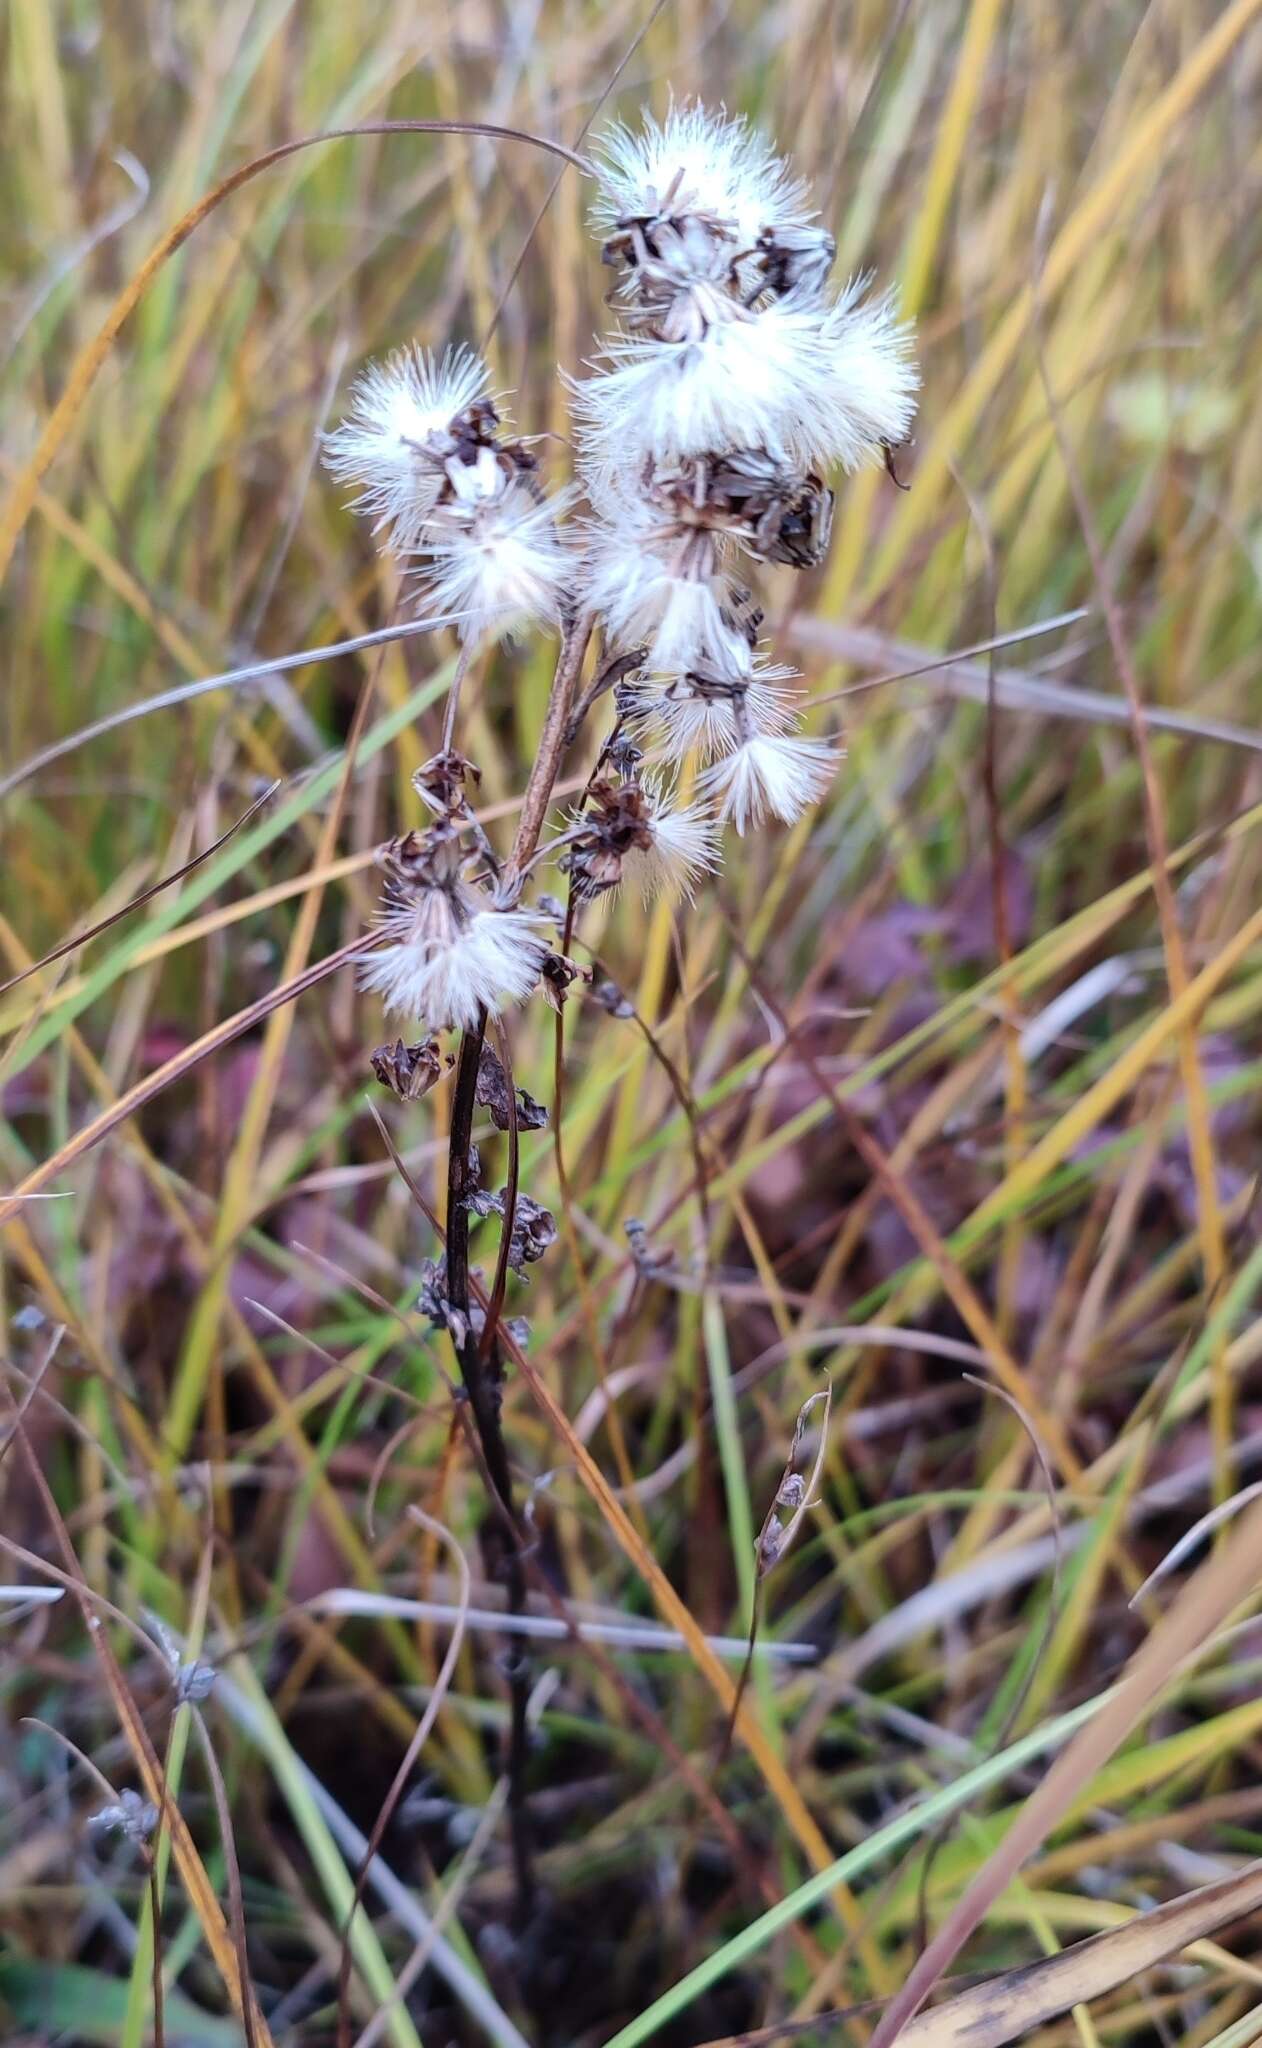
[579,102,917,831]
[323,100,918,1037]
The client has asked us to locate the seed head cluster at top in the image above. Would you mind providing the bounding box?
[323,101,918,1035]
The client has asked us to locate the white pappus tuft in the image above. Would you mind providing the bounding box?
[362,905,548,1032]
[698,731,839,833]
[623,782,721,902]
[575,283,916,485]
[585,500,739,671]
[360,833,548,1031]
[572,301,831,483]
[632,655,800,764]
[416,479,574,643]
[561,774,720,904]
[803,280,920,472]
[590,100,814,250]
[327,345,575,642]
[323,345,491,551]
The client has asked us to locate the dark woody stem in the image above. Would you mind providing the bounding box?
[442,608,593,1931]
[444,1007,535,1925]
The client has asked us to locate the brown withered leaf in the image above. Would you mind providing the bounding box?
[475,1044,548,1131]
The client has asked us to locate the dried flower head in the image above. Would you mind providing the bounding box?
[622,779,721,902]
[327,345,573,641]
[467,1186,558,1275]
[577,102,917,497]
[563,776,719,903]
[585,495,736,673]
[413,748,481,816]
[414,475,572,642]
[361,829,547,1031]
[754,221,838,302]
[417,1254,530,1350]
[90,1788,159,1844]
[591,100,814,256]
[323,345,492,551]
[587,452,833,672]
[698,729,838,832]
[631,652,799,764]
[656,451,835,568]
[371,1036,447,1101]
[475,1043,548,1131]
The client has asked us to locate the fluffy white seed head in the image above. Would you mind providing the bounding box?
[573,300,832,484]
[632,656,799,764]
[590,101,814,250]
[361,900,547,1032]
[324,345,491,550]
[415,483,573,642]
[621,782,721,902]
[576,280,917,485]
[803,281,920,471]
[586,503,736,670]
[698,731,838,832]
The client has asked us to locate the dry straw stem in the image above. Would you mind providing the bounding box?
[490,1311,882,1952]
[0,784,278,998]
[335,1507,472,2048]
[724,923,1087,1492]
[1030,239,1231,1502]
[12,1428,273,2045]
[866,1491,1262,2047]
[0,937,370,1229]
[0,920,412,1625]
[893,1862,1262,2048]
[953,898,1262,1255]
[163,655,379,1463]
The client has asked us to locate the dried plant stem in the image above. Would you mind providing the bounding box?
[479,1015,521,1367]
[440,640,474,754]
[444,1012,535,1925]
[549,920,652,1537]
[334,1510,472,2048]
[508,609,594,876]
[437,612,596,1927]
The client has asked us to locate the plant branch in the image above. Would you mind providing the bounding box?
[443,1013,535,1925]
[507,609,594,877]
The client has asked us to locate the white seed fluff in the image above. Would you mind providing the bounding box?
[637,658,800,764]
[361,905,548,1032]
[574,301,834,481]
[323,345,490,550]
[416,483,573,642]
[698,731,838,832]
[590,101,813,250]
[623,784,722,902]
[586,506,734,671]
[798,280,920,472]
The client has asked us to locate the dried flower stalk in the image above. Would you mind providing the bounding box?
[335,97,916,1920]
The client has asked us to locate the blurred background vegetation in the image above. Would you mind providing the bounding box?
[4,2,1262,2044]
